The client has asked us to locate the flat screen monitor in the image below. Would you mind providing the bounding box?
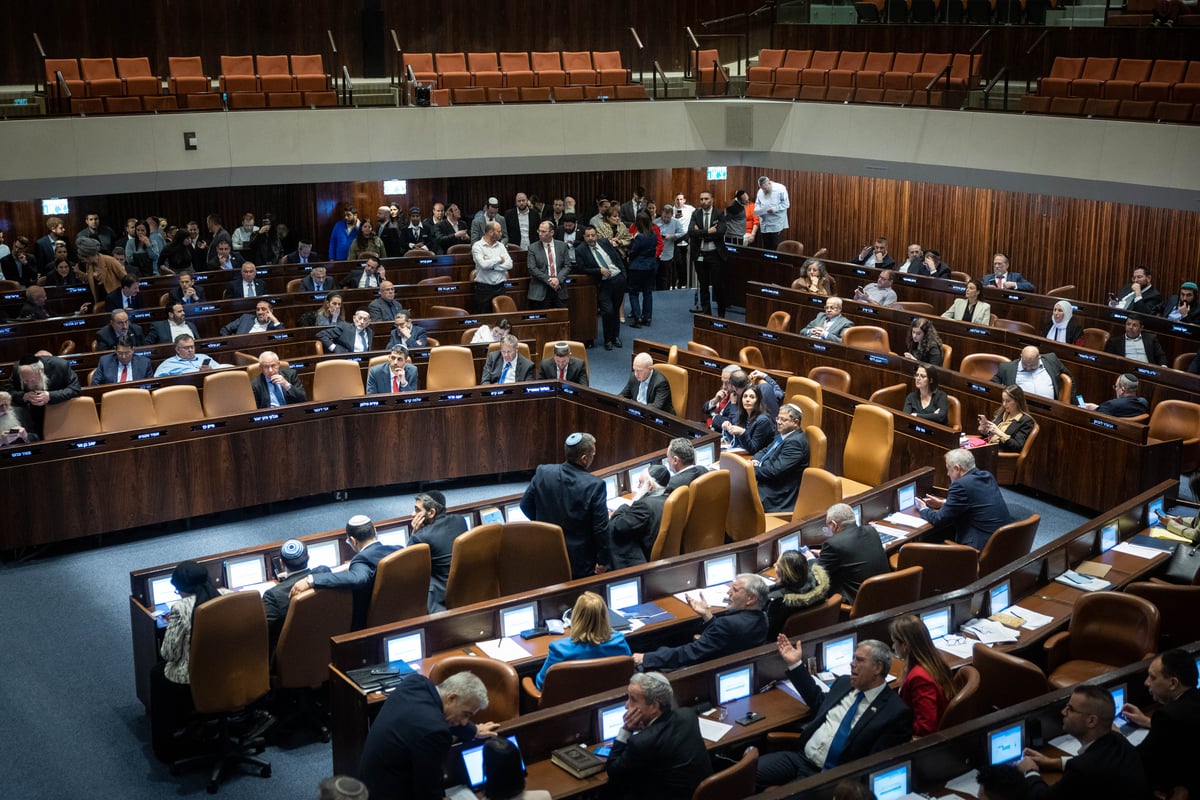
[869,762,912,800]
[504,503,529,523]
[853,504,863,525]
[988,722,1024,766]
[921,607,952,640]
[1195,658,1200,688]
[704,554,737,588]
[629,464,650,491]
[777,533,800,557]
[695,442,716,468]
[149,575,181,607]
[604,475,619,501]
[822,634,856,674]
[607,578,641,612]
[462,734,522,788]
[384,630,424,664]
[989,581,1011,615]
[716,665,753,704]
[461,514,473,530]
[500,603,538,638]
[223,554,266,590]
[1147,497,1164,526]
[896,482,917,512]
[1099,521,1119,553]
[479,507,504,526]
[598,702,626,743]
[376,526,408,547]
[307,540,341,570]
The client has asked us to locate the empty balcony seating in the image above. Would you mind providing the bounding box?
[1070,57,1119,98]
[500,52,536,88]
[1038,57,1085,97]
[1103,59,1152,99]
[467,52,505,88]
[1138,60,1187,101]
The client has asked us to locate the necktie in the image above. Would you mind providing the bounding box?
[824,691,865,768]
[558,366,565,381]
[392,374,400,393]
[500,362,511,383]
[593,245,615,274]
[547,243,556,278]
[358,331,368,352]
[270,382,284,407]
[123,296,130,308]
[761,435,783,460]
[995,276,1003,288]
[246,282,255,296]
[119,365,129,383]
[637,380,648,404]
[704,211,710,231]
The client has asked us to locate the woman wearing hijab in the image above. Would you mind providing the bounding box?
[1044,299,1084,345]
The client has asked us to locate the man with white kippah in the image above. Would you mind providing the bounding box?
[754,175,790,251]
[290,515,398,629]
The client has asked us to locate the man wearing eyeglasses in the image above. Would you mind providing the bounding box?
[800,297,853,342]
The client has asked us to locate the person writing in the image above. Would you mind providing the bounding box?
[532,592,631,690]
[888,615,954,736]
[903,364,950,426]
[979,385,1034,453]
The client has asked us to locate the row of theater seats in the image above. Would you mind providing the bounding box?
[748,49,979,92]
[1108,0,1200,25]
[430,83,648,106]
[856,0,1057,25]
[402,50,629,90]
[1036,57,1200,101]
[747,83,944,105]
[1019,93,1200,123]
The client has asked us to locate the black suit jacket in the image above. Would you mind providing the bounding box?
[1103,331,1168,366]
[298,274,335,292]
[753,431,810,513]
[641,607,768,671]
[527,238,570,302]
[147,319,199,345]
[7,355,82,435]
[788,666,913,767]
[666,465,708,492]
[605,707,713,800]
[538,356,588,385]
[1137,687,1200,797]
[1027,730,1149,799]
[408,513,470,612]
[169,285,207,305]
[619,370,673,412]
[434,218,469,253]
[503,207,541,249]
[319,321,372,354]
[219,314,284,337]
[95,322,147,350]
[608,491,667,569]
[225,277,265,299]
[284,250,325,265]
[520,461,610,579]
[1114,283,1164,316]
[918,467,1012,550]
[104,288,144,311]
[1161,294,1200,324]
[310,540,397,629]
[480,351,535,384]
[91,353,154,385]
[1,253,37,285]
[817,525,891,604]
[994,352,1069,398]
[1095,395,1149,418]
[251,367,307,409]
[688,207,727,263]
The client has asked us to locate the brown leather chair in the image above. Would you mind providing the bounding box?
[446,243,472,255]
[1125,581,1200,648]
[1046,284,1077,298]
[365,544,432,628]
[995,420,1039,487]
[692,745,758,800]
[938,665,980,731]
[521,655,635,709]
[1173,352,1197,371]
[1148,400,1200,474]
[201,370,257,417]
[417,275,454,285]
[844,566,922,620]
[805,424,827,470]
[42,396,101,440]
[841,404,894,496]
[652,362,688,416]
[780,594,843,638]
[649,485,690,561]
[499,521,571,594]
[1080,327,1110,351]
[444,524,502,609]
[786,393,822,431]
[1043,591,1160,688]
[977,514,1040,576]
[272,587,354,740]
[895,542,979,597]
[891,301,935,315]
[807,366,850,393]
[312,359,365,401]
[540,340,589,374]
[100,387,158,432]
[959,353,1008,382]
[842,325,891,353]
[425,346,477,390]
[152,385,206,424]
[992,318,1037,335]
[971,642,1049,713]
[721,452,788,542]
[486,341,532,362]
[680,469,730,554]
[868,383,907,411]
[776,240,805,256]
[685,341,720,358]
[781,466,843,524]
[784,375,822,409]
[428,304,468,317]
[945,394,962,431]
[766,311,792,332]
[738,345,765,369]
[491,295,518,314]
[429,655,519,724]
[172,591,271,792]
[666,344,679,365]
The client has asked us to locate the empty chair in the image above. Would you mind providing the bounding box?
[490,294,518,314]
[882,52,923,89]
[1170,62,1200,102]
[614,83,647,101]
[804,424,827,470]
[776,239,805,255]
[428,305,468,317]
[685,341,720,358]
[828,51,867,88]
[403,53,437,86]
[1148,400,1200,473]
[443,523,502,609]
[971,643,1048,713]
[435,52,472,89]
[115,57,161,95]
[1138,59,1187,101]
[780,594,843,637]
[80,58,125,97]
[365,544,431,628]
[562,51,598,85]
[1154,101,1192,121]
[1048,96,1086,115]
[219,55,258,93]
[649,485,690,561]
[100,387,157,432]
[1125,581,1200,648]
[451,87,487,104]
[201,370,257,417]
[552,85,584,102]
[290,54,330,91]
[45,58,84,100]
[692,746,758,800]
[1071,57,1119,98]
[800,50,840,87]
[959,353,1008,381]
[748,49,787,83]
[841,404,893,496]
[766,310,792,332]
[152,385,205,424]
[691,49,728,93]
[938,665,981,731]
[1039,57,1085,97]
[272,588,353,740]
[428,656,519,724]
[679,469,730,554]
[844,565,922,620]
[807,366,850,393]
[1044,591,1159,688]
[895,542,979,597]
[1020,95,1049,114]
[977,513,1039,576]
[1045,284,1076,299]
[498,521,571,594]
[738,346,765,368]
[522,655,636,709]
[467,52,504,88]
[842,325,890,353]
[651,363,688,416]
[868,383,907,411]
[1117,99,1155,120]
[913,53,953,92]
[425,346,477,390]
[946,53,980,91]
[499,52,535,87]
[255,55,294,91]
[721,452,789,542]
[1104,59,1153,99]
[592,51,629,84]
[531,52,566,86]
[856,51,895,88]
[312,359,365,401]
[1083,97,1120,118]
[42,396,101,440]
[774,49,813,85]
[783,467,843,523]
[785,375,823,406]
[995,421,1038,487]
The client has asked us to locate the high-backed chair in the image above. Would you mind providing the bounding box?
[486,341,531,362]
[202,370,257,417]
[434,52,472,89]
[272,588,353,740]
[444,523,502,609]
[1045,284,1077,298]
[774,50,813,85]
[844,566,922,620]
[652,363,688,416]
[994,421,1039,486]
[1039,56,1086,97]
[805,424,827,470]
[891,301,935,315]
[172,592,271,793]
[255,55,294,92]
[562,51,598,85]
[540,340,589,373]
[748,49,787,83]
[977,513,1040,576]
[168,56,211,95]
[425,346,477,389]
[466,52,504,87]
[841,404,894,496]
[895,542,979,597]
[692,746,758,800]
[219,55,258,93]
[592,51,629,84]
[781,467,842,523]
[429,656,519,724]
[971,643,1049,712]
[365,544,431,629]
[649,486,690,561]
[807,366,850,393]
[499,52,535,87]
[738,345,765,369]
[521,655,636,709]
[666,345,679,365]
[499,521,571,594]
[680,469,730,554]
[938,665,980,731]
[152,385,205,424]
[721,452,788,542]
[1148,400,1200,473]
[776,239,805,255]
[80,58,125,97]
[1125,581,1200,647]
[1043,591,1159,688]
[428,304,468,317]
[766,310,792,332]
[45,58,84,101]
[402,53,437,86]
[290,54,330,91]
[115,57,162,95]
[992,318,1037,335]
[945,394,962,431]
[1137,59,1187,102]
[868,383,907,411]
[1081,327,1110,351]
[100,387,157,432]
[783,396,820,436]
[959,353,1008,382]
[842,325,890,353]
[685,341,720,358]
[531,52,566,86]
[312,359,365,401]
[43,396,101,440]
[491,295,518,314]
[780,594,843,638]
[1070,56,1118,98]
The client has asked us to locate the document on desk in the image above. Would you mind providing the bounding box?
[1053,571,1111,592]
[1050,733,1082,756]
[1006,605,1054,630]
[474,637,532,662]
[775,680,805,702]
[933,636,977,659]
[873,523,911,540]
[673,587,729,608]
[884,512,926,528]
[962,619,1019,644]
[944,769,981,797]
[697,716,733,742]
[607,496,632,513]
[1112,541,1167,559]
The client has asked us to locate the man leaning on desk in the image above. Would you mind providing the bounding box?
[289,514,396,629]
[915,448,1012,551]
[633,574,769,671]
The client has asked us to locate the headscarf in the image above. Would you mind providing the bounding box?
[170,560,220,606]
[1049,300,1073,342]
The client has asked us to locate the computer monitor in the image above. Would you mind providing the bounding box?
[1195,658,1200,688]
[716,665,753,705]
[822,634,856,673]
[989,580,1011,615]
[1147,497,1164,526]
[607,578,641,612]
[704,554,737,587]
[852,504,863,525]
[694,442,716,468]
[921,607,952,640]
[988,722,1024,766]
[869,762,912,800]
[1098,521,1119,553]
[307,540,341,570]
[629,464,649,491]
[500,603,538,638]
[479,506,504,526]
[384,630,424,664]
[149,575,181,607]
[777,533,800,557]
[504,503,529,523]
[604,475,619,501]
[896,482,917,512]
[376,526,409,547]
[223,554,266,590]
[461,514,473,530]
[597,702,626,743]
[461,735,522,789]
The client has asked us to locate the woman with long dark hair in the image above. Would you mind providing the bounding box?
[889,614,954,736]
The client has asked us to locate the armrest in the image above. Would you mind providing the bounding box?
[520,675,541,702]
[1043,631,1071,672]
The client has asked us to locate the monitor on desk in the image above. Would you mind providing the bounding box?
[629,464,650,492]
[461,735,523,789]
[694,442,716,468]
[504,503,529,523]
[384,630,424,665]
[307,540,341,570]
[223,554,266,590]
[376,526,409,547]
[896,482,917,512]
[149,575,181,607]
[989,580,1011,615]
[822,634,856,674]
[461,514,473,530]
[988,722,1024,766]
[1111,684,1128,725]
[598,702,626,743]
[920,606,952,641]
[479,506,504,526]
[607,577,641,612]
[777,533,800,558]
[869,762,912,800]
[1098,520,1119,553]
[1147,497,1164,527]
[604,475,619,501]
[500,602,538,639]
[716,665,753,705]
[853,504,863,525]
[704,554,737,587]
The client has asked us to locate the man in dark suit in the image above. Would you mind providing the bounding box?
[1161,280,1199,323]
[284,241,322,265]
[538,341,588,385]
[917,448,1012,550]
[605,672,713,800]
[434,203,471,253]
[1103,316,1168,366]
[298,264,335,292]
[1123,649,1200,800]
[619,353,673,411]
[617,187,647,226]
[853,236,897,271]
[147,302,200,345]
[226,262,264,299]
[8,354,82,437]
[342,253,385,290]
[609,465,671,568]
[204,214,232,269]
[688,191,728,317]
[366,346,418,394]
[169,270,206,305]
[289,515,398,630]
[104,275,144,312]
[95,309,147,350]
[637,574,769,671]
[367,281,402,322]
[527,220,570,309]
[757,634,913,787]
[502,192,540,251]
[520,432,611,580]
[981,253,1036,292]
[35,217,68,272]
[1018,685,1149,799]
[91,337,153,385]
[481,335,535,384]
[576,225,627,350]
[753,404,810,513]
[1110,265,1164,316]
[0,235,38,285]
[408,490,469,612]
[994,346,1069,400]
[817,503,891,605]
[399,205,431,252]
[319,309,374,354]
[665,437,709,491]
[220,300,285,337]
[262,539,329,653]
[1083,372,1150,418]
[251,350,306,408]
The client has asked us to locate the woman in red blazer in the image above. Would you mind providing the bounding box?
[889,615,955,736]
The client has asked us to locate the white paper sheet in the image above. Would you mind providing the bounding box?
[884,512,927,528]
[944,769,980,797]
[1007,605,1054,630]
[1112,541,1163,559]
[873,523,912,539]
[673,587,729,608]
[697,716,734,742]
[474,637,531,662]
[934,636,977,659]
[962,619,1020,644]
[1050,734,1082,755]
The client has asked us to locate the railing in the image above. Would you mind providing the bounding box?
[1024,28,1053,93]
[32,32,46,94]
[389,28,404,104]
[983,66,1012,111]
[652,60,670,100]
[628,28,645,86]
[341,65,353,106]
[327,29,341,98]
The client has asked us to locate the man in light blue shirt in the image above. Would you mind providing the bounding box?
[754,176,790,251]
[153,334,230,377]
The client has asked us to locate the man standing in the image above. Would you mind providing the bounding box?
[226,262,264,299]
[817,503,891,604]
[204,214,232,269]
[251,350,306,408]
[618,186,647,226]
[147,301,199,345]
[801,297,853,342]
[503,192,540,251]
[408,491,470,612]
[220,300,284,337]
[754,176,790,251]
[670,193,695,290]
[1103,316,1168,366]
[328,205,360,262]
[538,341,588,385]
[916,448,1012,550]
[1121,649,1200,800]
[654,204,685,292]
[1082,372,1150,417]
[635,574,769,670]
[520,432,611,580]
[92,336,153,385]
[368,281,402,322]
[983,254,1036,292]
[435,203,471,253]
[544,198,566,230]
[854,237,896,271]
[481,334,535,384]
[8,354,82,437]
[400,206,429,252]
[471,221,513,313]
[377,205,403,256]
[994,346,1069,400]
[319,309,375,354]
[35,217,68,272]
[1110,266,1164,316]
[577,225,627,350]
[753,404,810,513]
[290,515,398,630]
[724,190,750,245]
[689,191,728,317]
[470,197,509,244]
[367,345,418,394]
[527,220,569,309]
[609,465,672,568]
[604,672,712,800]
[77,213,116,254]
[619,353,673,412]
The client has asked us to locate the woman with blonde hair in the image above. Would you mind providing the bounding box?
[533,592,631,689]
[980,384,1034,453]
[888,614,954,736]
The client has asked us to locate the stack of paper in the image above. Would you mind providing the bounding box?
[673,586,729,608]
[873,523,911,539]
[1113,541,1167,559]
[944,769,981,797]
[934,636,977,659]
[884,512,926,528]
[1006,605,1054,630]
[606,496,632,512]
[1053,571,1111,592]
[697,717,733,742]
[474,638,532,662]
[962,618,1020,644]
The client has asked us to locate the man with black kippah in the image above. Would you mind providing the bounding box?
[408,491,469,612]
[263,539,329,652]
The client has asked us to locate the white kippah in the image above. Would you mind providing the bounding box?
[347,514,372,527]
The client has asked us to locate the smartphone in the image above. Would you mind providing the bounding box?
[595,745,613,758]
[1075,394,1086,407]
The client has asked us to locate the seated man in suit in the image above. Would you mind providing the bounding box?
[95,309,147,350]
[1082,372,1150,418]
[481,334,535,384]
[386,309,427,350]
[916,448,1012,550]
[981,253,1036,292]
[168,270,206,306]
[752,404,810,513]
[1109,265,1164,316]
[251,350,306,408]
[665,437,708,491]
[367,280,402,322]
[619,353,672,411]
[298,263,335,292]
[225,261,263,299]
[994,346,1068,400]
[1103,316,1168,366]
[1018,685,1149,799]
[341,252,384,290]
[92,336,153,385]
[635,574,769,671]
[1120,649,1200,800]
[289,514,398,630]
[801,297,853,342]
[147,301,199,345]
[210,239,244,272]
[319,308,374,354]
[105,275,144,312]
[220,299,285,337]
[756,635,913,787]
[262,539,330,653]
[284,240,322,265]
[366,345,418,394]
[609,465,671,569]
[605,672,713,800]
[408,490,469,612]
[817,503,890,605]
[919,249,952,279]
[538,341,588,385]
[1161,280,1199,323]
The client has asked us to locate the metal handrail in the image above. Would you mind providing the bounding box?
[341,65,353,106]
[694,33,744,78]
[628,28,645,86]
[327,29,340,95]
[33,33,46,94]
[1024,29,1052,93]
[983,66,1011,111]
[652,60,670,100]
